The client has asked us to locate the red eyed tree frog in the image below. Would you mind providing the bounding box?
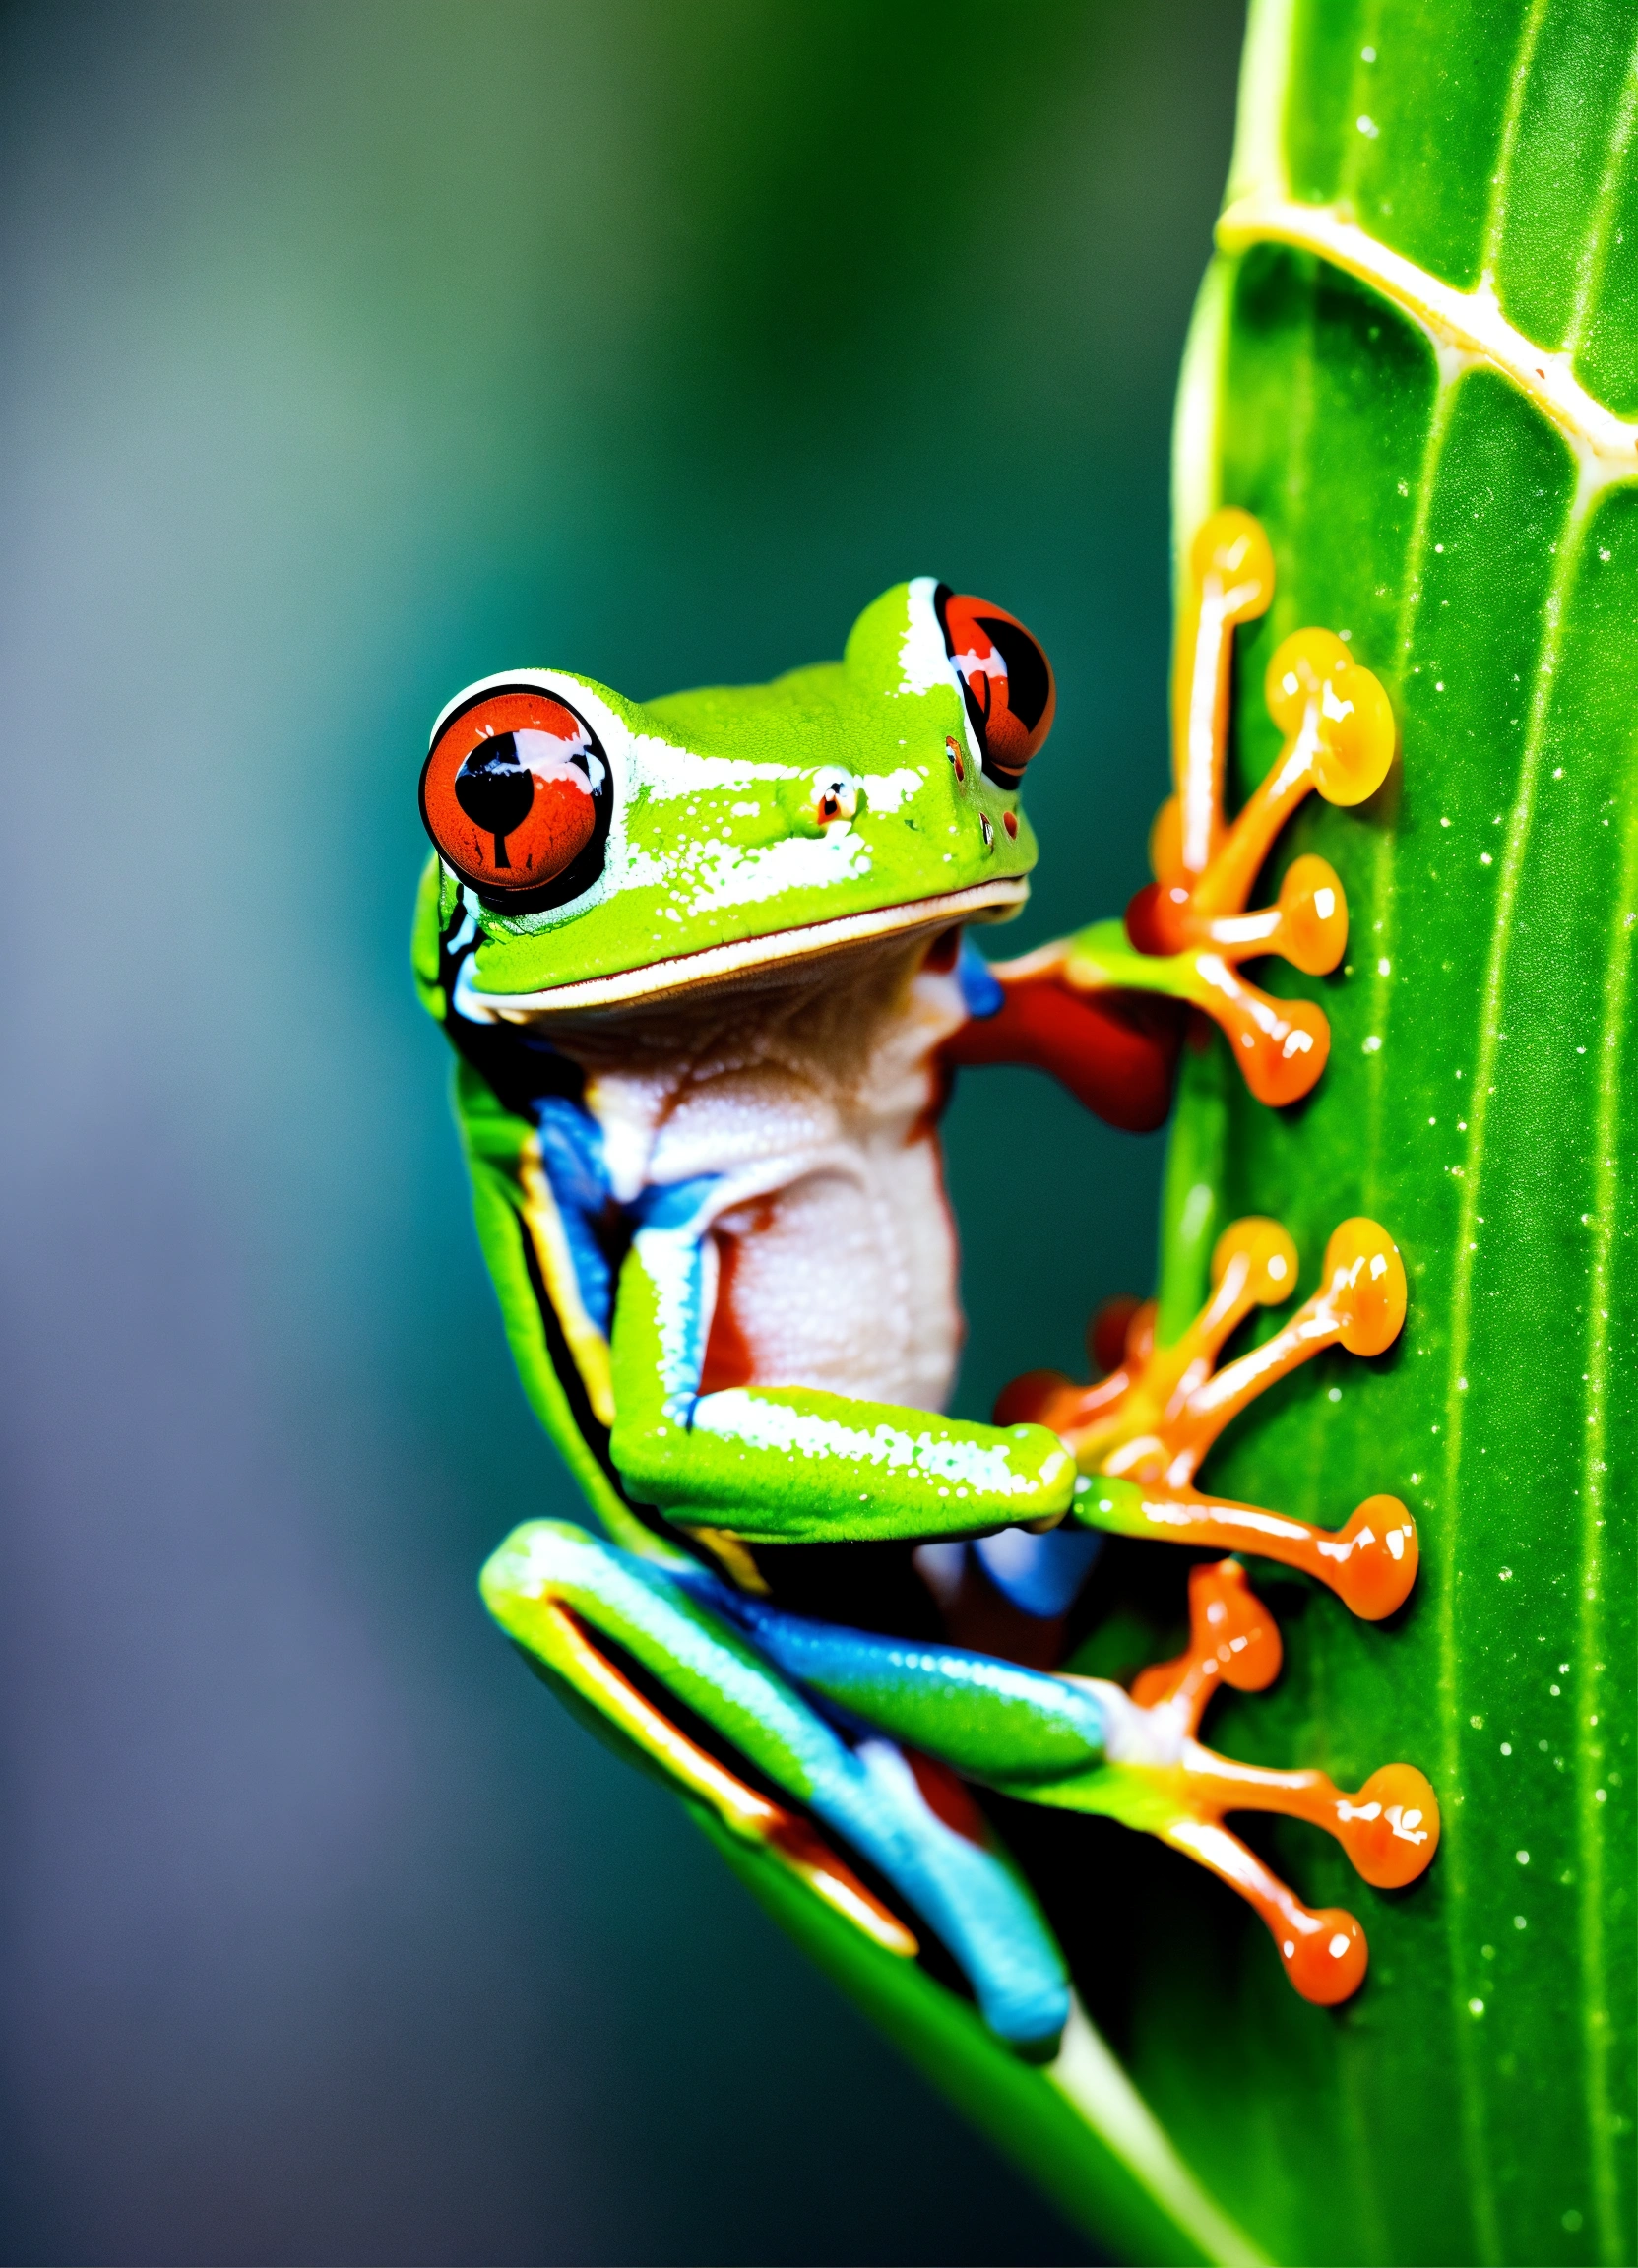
[413,516,1438,2058]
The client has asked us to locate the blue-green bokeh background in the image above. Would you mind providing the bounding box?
[0,4,1241,2258]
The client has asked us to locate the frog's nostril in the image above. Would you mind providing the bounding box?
[454,736,535,867]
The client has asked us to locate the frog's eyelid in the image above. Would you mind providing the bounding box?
[427,665,606,750]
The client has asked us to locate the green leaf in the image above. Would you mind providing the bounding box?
[1121,3,1636,2261]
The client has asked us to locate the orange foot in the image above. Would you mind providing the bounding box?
[983,508,1394,1107]
[998,1213,1418,1620]
[1124,508,1395,1105]
[1062,1560,1439,2004]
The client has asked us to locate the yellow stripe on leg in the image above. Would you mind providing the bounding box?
[540,1601,917,1960]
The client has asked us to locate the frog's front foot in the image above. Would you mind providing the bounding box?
[999,1211,1418,1619]
[1015,507,1396,1107]
[1068,1558,1438,2004]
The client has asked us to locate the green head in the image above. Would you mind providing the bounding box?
[414,578,1056,1015]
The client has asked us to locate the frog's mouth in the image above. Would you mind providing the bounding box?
[468,875,1028,1019]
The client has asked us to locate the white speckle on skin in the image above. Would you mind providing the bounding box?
[859,765,929,814]
[632,735,800,802]
[693,1388,1067,1502]
[620,847,670,892]
[682,828,873,914]
[898,576,955,696]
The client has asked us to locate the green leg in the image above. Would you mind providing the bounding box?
[482,1520,1073,2052]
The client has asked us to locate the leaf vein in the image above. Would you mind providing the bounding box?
[1217,195,1638,490]
[1564,26,1638,361]
[1478,0,1554,281]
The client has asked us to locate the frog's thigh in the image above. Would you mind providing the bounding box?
[714,1586,1109,1785]
[483,1520,1070,2053]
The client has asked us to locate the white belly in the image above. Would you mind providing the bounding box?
[712,1135,962,1410]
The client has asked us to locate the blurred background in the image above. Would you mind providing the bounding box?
[0,3,1242,2260]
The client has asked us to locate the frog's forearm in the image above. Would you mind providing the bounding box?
[616,1382,1076,1543]
[977,909,1337,1128]
[1008,917,1208,1007]
[1066,917,1188,994]
[608,1239,1074,1543]
[941,947,1178,1132]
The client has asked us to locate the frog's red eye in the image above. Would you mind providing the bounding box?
[934,588,1056,784]
[420,685,608,898]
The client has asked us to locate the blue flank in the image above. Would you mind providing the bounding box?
[629,1174,724,1424]
[526,1081,724,1363]
[632,1174,724,1233]
[956,934,1005,1019]
[975,1526,1105,1619]
[534,1096,617,1332]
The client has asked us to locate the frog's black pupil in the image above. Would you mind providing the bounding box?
[976,613,1050,730]
[454,733,535,866]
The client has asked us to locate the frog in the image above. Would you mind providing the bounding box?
[412,512,1439,2061]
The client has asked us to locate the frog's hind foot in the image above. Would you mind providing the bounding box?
[1121,508,1395,1105]
[1001,1211,1418,1619]
[1096,1559,1439,2004]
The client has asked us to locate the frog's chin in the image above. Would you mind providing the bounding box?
[474,876,1029,1018]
